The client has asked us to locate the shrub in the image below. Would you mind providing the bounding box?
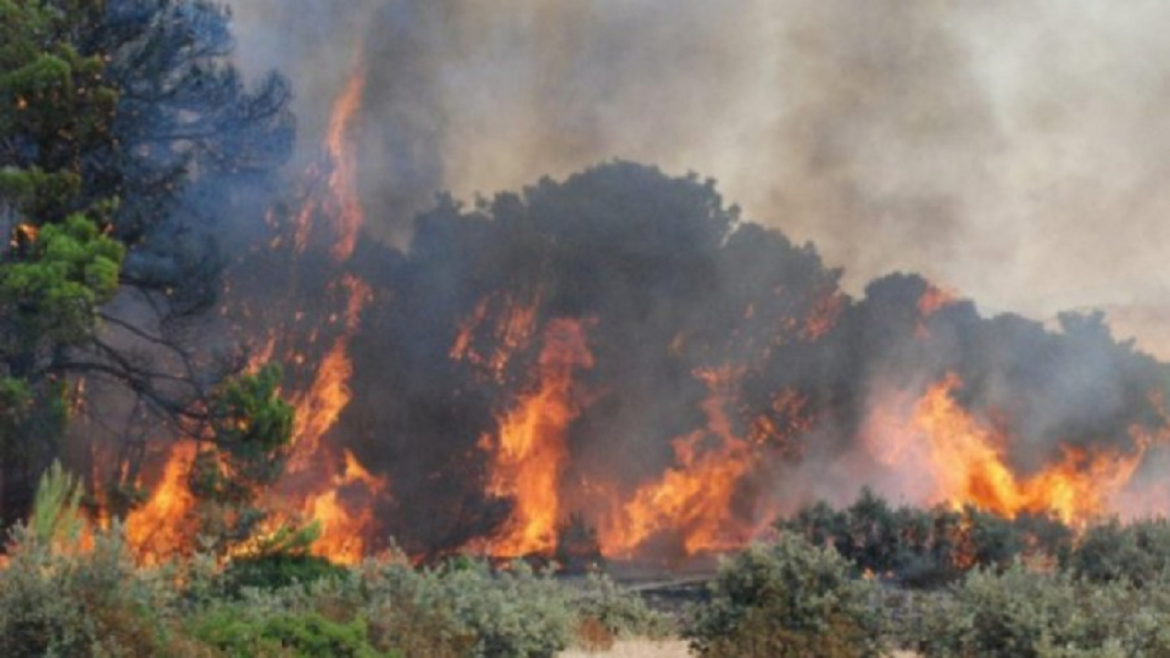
[248,556,577,658]
[0,523,179,657]
[222,552,348,596]
[899,562,1170,657]
[191,606,391,658]
[684,535,886,657]
[780,489,1073,586]
[1061,517,1170,587]
[574,573,675,641]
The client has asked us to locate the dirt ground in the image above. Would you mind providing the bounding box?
[559,641,919,657]
[559,639,690,658]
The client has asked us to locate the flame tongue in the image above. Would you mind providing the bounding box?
[484,318,595,556]
[865,373,1145,524]
[323,59,366,262]
[599,366,756,557]
[124,441,199,564]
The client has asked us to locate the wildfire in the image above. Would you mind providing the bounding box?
[599,366,757,557]
[266,51,386,563]
[864,374,1145,524]
[299,450,387,565]
[124,441,199,564]
[287,275,372,470]
[118,50,382,565]
[483,318,594,556]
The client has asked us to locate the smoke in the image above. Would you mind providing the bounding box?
[226,0,1170,320]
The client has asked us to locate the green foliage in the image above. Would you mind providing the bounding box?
[575,572,675,640]
[0,214,125,347]
[307,558,578,658]
[222,525,348,596]
[684,535,887,658]
[899,562,1170,657]
[780,488,1073,587]
[0,521,180,657]
[190,364,295,507]
[192,607,391,658]
[1061,517,1170,587]
[0,0,117,221]
[28,459,84,548]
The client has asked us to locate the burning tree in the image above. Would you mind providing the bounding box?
[0,0,294,535]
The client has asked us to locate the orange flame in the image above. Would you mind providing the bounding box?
[323,57,366,262]
[298,450,387,565]
[864,374,1145,524]
[124,441,199,564]
[484,318,594,556]
[916,285,957,339]
[599,367,756,557]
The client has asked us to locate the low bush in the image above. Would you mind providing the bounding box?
[574,573,675,641]
[0,523,181,657]
[683,534,887,658]
[0,465,184,657]
[1060,517,1170,587]
[191,606,391,657]
[221,551,348,596]
[779,488,1073,586]
[899,561,1170,657]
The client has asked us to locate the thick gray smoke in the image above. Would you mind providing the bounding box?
[228,0,1170,323]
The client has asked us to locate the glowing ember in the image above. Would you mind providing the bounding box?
[802,291,845,341]
[451,292,542,383]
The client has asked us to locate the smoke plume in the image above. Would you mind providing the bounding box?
[228,0,1170,320]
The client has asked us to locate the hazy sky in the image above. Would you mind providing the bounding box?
[228,0,1170,321]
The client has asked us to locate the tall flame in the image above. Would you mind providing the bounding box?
[323,54,366,262]
[484,318,594,556]
[271,52,386,562]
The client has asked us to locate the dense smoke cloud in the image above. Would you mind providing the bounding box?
[228,0,1170,321]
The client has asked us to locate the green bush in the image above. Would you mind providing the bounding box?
[779,489,1073,586]
[899,562,1170,657]
[684,535,887,658]
[1061,517,1170,587]
[222,552,348,596]
[401,560,577,658]
[234,556,578,658]
[574,573,675,641]
[0,523,179,657]
[192,607,392,658]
